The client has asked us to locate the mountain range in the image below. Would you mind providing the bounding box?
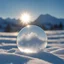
[0,14,64,32]
[34,14,64,25]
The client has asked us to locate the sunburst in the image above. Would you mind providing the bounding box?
[20,12,31,25]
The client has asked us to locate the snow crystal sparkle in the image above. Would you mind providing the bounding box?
[17,25,47,54]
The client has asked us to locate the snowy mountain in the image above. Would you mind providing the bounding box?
[32,14,64,30]
[5,18,21,25]
[0,17,22,32]
[34,14,64,25]
[0,14,64,32]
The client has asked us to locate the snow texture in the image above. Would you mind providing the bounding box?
[0,31,64,64]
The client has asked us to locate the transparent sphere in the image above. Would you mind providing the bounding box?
[17,25,47,54]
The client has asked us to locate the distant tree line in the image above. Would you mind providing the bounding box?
[4,22,64,32]
[42,22,63,30]
[0,22,64,32]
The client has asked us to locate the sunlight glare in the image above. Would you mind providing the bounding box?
[18,47,35,54]
[27,25,30,28]
[20,13,31,25]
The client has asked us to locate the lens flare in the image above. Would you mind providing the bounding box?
[20,13,31,25]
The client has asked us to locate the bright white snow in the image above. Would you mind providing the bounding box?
[0,30,64,64]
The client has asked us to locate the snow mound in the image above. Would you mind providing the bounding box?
[0,53,50,64]
[15,50,64,64]
[51,48,64,55]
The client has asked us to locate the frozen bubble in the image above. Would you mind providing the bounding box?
[17,25,47,54]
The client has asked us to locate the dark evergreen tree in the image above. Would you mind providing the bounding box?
[59,22,63,30]
[50,26,53,30]
[42,25,46,30]
[53,24,58,30]
[5,24,11,32]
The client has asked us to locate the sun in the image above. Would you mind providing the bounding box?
[20,13,31,25]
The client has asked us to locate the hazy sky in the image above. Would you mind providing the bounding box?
[0,0,64,20]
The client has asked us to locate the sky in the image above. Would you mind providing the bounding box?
[0,0,64,20]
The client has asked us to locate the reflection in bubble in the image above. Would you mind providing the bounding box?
[17,25,47,54]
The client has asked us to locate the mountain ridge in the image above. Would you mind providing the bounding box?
[34,14,64,25]
[0,14,64,31]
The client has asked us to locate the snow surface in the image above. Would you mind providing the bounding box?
[0,31,64,64]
